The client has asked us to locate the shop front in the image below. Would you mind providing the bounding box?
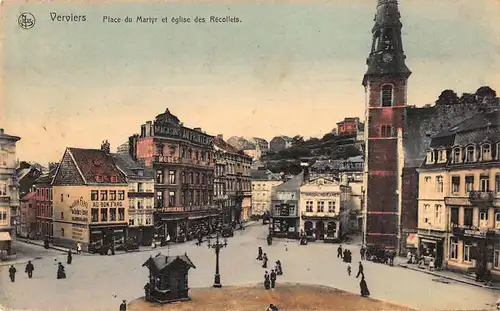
[89,223,127,251]
[128,225,154,246]
[417,233,445,269]
[271,217,299,239]
[302,216,340,242]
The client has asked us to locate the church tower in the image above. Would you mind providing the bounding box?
[362,0,411,250]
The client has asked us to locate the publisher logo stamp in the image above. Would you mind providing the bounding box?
[18,12,35,29]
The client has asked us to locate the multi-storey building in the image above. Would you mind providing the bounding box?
[269,136,293,153]
[0,129,20,254]
[34,164,57,240]
[214,140,228,220]
[19,192,36,238]
[417,109,500,278]
[337,117,364,137]
[52,144,129,251]
[112,152,155,246]
[299,173,351,242]
[128,109,218,242]
[214,135,252,223]
[270,172,303,239]
[249,137,270,156]
[251,169,282,217]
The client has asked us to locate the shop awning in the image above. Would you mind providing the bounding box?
[0,232,12,241]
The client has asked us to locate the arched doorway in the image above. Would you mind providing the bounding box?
[304,221,313,237]
[327,221,336,238]
[316,221,325,240]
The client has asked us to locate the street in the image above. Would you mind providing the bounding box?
[0,224,498,311]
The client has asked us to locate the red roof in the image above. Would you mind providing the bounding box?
[21,192,36,201]
[68,148,127,184]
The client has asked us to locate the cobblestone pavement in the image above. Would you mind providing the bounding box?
[1,225,498,311]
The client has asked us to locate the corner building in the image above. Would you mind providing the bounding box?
[128,109,218,243]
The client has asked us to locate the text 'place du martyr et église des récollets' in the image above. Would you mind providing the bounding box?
[48,12,242,24]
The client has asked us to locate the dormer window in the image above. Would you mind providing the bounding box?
[465,145,475,162]
[381,84,394,107]
[95,175,102,182]
[438,149,446,162]
[482,143,491,161]
[426,150,435,164]
[452,148,461,163]
[110,176,118,183]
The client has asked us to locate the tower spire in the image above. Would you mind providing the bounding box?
[363,0,411,86]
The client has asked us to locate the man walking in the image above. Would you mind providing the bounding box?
[67,249,73,265]
[25,261,34,279]
[337,245,343,258]
[8,265,16,283]
[270,269,277,289]
[356,261,364,278]
[360,246,366,260]
[119,300,127,311]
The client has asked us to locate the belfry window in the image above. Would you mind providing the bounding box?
[381,84,394,107]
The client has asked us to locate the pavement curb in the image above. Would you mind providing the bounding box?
[398,264,500,290]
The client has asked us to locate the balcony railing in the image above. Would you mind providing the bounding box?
[301,211,337,218]
[469,191,494,205]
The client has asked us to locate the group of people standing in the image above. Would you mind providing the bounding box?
[8,247,77,283]
[338,244,370,297]
[257,246,283,290]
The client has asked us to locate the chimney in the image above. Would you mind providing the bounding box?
[0,128,3,135]
[129,135,138,161]
[101,140,110,154]
[217,134,223,140]
[145,121,152,137]
[194,127,202,132]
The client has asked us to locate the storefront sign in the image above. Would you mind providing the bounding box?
[70,197,89,223]
[154,124,214,146]
[92,201,123,208]
[72,223,87,242]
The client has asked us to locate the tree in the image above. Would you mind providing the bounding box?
[459,93,475,105]
[475,86,496,99]
[292,135,304,146]
[435,90,459,106]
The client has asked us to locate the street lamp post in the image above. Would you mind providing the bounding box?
[207,231,228,288]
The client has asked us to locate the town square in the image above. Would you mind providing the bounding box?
[1,0,500,310]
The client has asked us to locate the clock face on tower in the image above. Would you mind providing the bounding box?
[382,53,394,63]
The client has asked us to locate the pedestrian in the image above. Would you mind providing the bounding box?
[77,242,82,255]
[257,247,263,260]
[8,265,16,283]
[359,276,370,297]
[347,250,352,263]
[111,240,116,256]
[337,245,343,258]
[429,258,435,271]
[67,249,73,265]
[25,261,34,279]
[270,269,277,289]
[406,251,412,264]
[262,253,268,268]
[57,262,66,279]
[389,250,395,266]
[264,271,270,290]
[360,246,366,260]
[347,265,351,276]
[120,299,127,311]
[275,260,283,275]
[356,261,364,278]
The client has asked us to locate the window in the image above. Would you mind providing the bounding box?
[496,175,500,193]
[380,125,392,137]
[129,219,134,226]
[0,182,7,196]
[434,205,441,223]
[168,191,176,207]
[100,208,108,222]
[36,188,40,197]
[60,193,64,202]
[61,228,65,237]
[109,191,116,201]
[118,208,125,221]
[451,176,460,193]
[494,249,500,269]
[465,176,474,193]
[464,208,473,226]
[452,148,461,163]
[436,176,443,193]
[480,176,490,192]
[168,171,176,184]
[110,208,116,221]
[156,144,163,156]
[450,207,459,226]
[91,209,98,222]
[450,238,458,260]
[438,149,446,162]
[156,170,164,184]
[0,152,7,166]
[496,213,500,226]
[195,173,200,184]
[118,191,125,200]
[381,84,393,107]
[146,218,151,225]
[328,201,336,213]
[137,201,143,209]
[317,201,325,212]
[482,144,491,161]
[480,211,488,221]
[89,190,98,201]
[60,212,64,219]
[463,244,472,262]
[189,172,194,184]
[424,176,431,183]
[306,201,313,212]
[426,151,435,164]
[465,146,475,162]
[137,183,143,192]
[156,191,164,208]
[100,191,108,201]
[201,173,205,184]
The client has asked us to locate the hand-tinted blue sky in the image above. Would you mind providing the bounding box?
[1,0,499,164]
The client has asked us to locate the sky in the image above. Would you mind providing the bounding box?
[1,0,499,164]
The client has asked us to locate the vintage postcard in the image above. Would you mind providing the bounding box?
[0,0,499,310]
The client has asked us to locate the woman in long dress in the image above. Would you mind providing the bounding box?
[359,276,370,297]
